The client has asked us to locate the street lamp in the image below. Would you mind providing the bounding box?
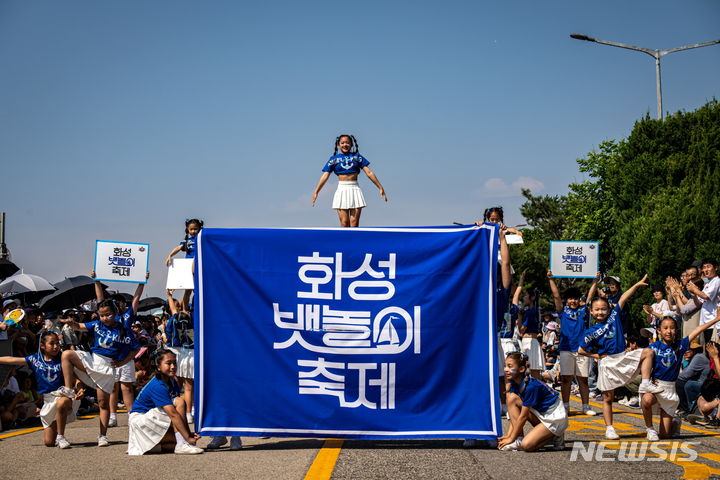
[570,33,720,120]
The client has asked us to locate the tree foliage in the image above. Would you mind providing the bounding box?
[511,100,720,328]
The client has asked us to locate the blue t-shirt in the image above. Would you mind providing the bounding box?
[322,153,370,175]
[508,376,559,414]
[131,376,181,414]
[495,287,510,333]
[24,352,63,394]
[500,304,518,339]
[580,304,626,356]
[650,336,691,382]
[85,319,141,360]
[558,306,589,352]
[117,306,135,329]
[180,236,197,259]
[520,307,540,334]
[165,314,194,348]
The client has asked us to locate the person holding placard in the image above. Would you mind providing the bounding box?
[547,270,600,416]
[56,299,141,447]
[166,219,203,310]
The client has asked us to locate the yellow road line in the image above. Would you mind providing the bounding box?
[0,426,43,439]
[304,439,344,480]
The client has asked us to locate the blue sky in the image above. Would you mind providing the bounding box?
[1,0,718,298]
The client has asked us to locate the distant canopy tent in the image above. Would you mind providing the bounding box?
[195,224,501,440]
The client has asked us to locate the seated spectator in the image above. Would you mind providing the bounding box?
[676,339,709,417]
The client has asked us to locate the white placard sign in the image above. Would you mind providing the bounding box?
[94,240,150,284]
[166,258,194,290]
[549,241,599,279]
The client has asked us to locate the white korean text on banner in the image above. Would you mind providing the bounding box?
[94,240,150,284]
[195,225,500,439]
[549,241,599,278]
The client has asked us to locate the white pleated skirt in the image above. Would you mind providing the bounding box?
[167,346,194,379]
[74,351,118,394]
[332,181,366,210]
[127,408,172,455]
[40,393,80,428]
[597,349,642,392]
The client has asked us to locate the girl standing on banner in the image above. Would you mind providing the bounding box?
[547,270,600,416]
[0,332,80,449]
[512,273,543,380]
[312,134,387,227]
[91,270,147,428]
[164,289,197,426]
[578,274,651,440]
[56,299,141,447]
[498,352,568,452]
[166,218,203,309]
[638,309,720,440]
[127,349,202,455]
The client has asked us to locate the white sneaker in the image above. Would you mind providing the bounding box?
[553,433,565,451]
[583,407,597,416]
[55,435,71,449]
[229,437,243,450]
[186,413,194,424]
[108,417,117,428]
[639,380,664,395]
[618,397,629,406]
[462,439,479,448]
[98,435,109,447]
[646,428,659,441]
[627,396,640,408]
[605,426,620,440]
[500,437,522,451]
[206,437,228,449]
[175,443,203,454]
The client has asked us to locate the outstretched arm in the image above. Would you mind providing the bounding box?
[167,289,179,316]
[512,271,526,306]
[132,272,149,314]
[91,270,104,302]
[688,306,720,342]
[0,356,28,366]
[499,229,511,290]
[166,245,183,267]
[617,274,649,310]
[547,271,563,313]
[586,272,601,304]
[362,166,387,202]
[312,172,332,207]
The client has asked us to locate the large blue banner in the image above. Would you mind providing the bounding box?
[195,224,500,439]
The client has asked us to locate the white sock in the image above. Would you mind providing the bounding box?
[563,402,570,411]
[640,379,651,386]
[175,432,187,446]
[56,434,64,440]
[109,413,117,420]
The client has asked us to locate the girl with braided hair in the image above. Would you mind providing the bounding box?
[312,134,387,227]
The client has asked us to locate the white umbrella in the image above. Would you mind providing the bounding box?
[0,272,55,294]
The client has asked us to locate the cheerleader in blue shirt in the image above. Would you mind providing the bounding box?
[0,332,79,449]
[579,274,649,440]
[166,218,203,309]
[312,134,387,227]
[638,307,720,440]
[548,270,600,416]
[498,352,568,452]
[57,299,141,447]
[128,349,202,455]
[512,273,543,379]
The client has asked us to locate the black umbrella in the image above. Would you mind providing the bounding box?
[138,297,165,312]
[0,259,19,281]
[38,276,107,312]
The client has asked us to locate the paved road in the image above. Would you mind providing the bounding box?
[2,398,720,480]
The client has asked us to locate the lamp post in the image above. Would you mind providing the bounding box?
[570,33,720,120]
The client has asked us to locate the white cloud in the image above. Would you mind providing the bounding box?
[473,176,544,198]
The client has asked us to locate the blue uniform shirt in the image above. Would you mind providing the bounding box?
[322,153,370,175]
[558,306,589,352]
[180,236,197,259]
[650,336,691,382]
[495,286,510,332]
[131,376,181,414]
[500,304,518,339]
[165,314,194,348]
[580,304,626,356]
[85,319,141,360]
[24,352,63,394]
[117,306,135,329]
[521,306,540,334]
[508,376,559,413]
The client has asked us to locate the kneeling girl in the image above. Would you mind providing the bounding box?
[127,349,202,455]
[498,352,568,452]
